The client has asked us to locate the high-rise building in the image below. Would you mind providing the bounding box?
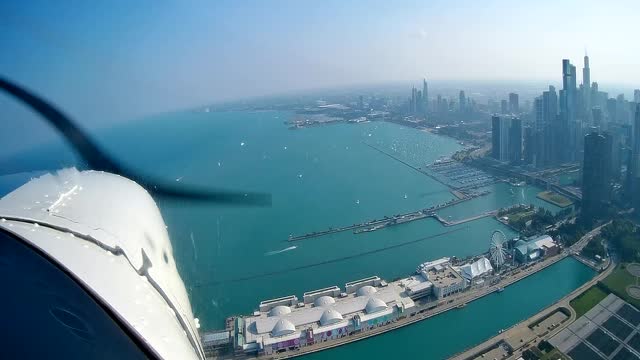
[582,131,613,223]
[459,91,466,112]
[492,116,501,160]
[607,98,617,123]
[632,105,640,211]
[411,87,417,114]
[501,100,508,114]
[583,55,591,118]
[500,117,511,161]
[523,126,535,165]
[561,59,578,161]
[423,79,429,112]
[508,117,522,163]
[592,107,603,128]
[634,89,640,104]
[509,93,519,113]
[543,86,558,165]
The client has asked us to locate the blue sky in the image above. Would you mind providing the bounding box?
[1,0,639,126]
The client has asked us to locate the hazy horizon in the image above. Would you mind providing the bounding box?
[2,0,640,125]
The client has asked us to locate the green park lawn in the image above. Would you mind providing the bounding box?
[570,286,609,318]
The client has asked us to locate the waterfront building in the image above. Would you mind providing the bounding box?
[490,115,521,163]
[458,257,494,283]
[241,276,415,355]
[425,263,467,299]
[514,235,559,263]
[492,115,501,160]
[523,126,535,165]
[582,131,613,223]
[500,117,511,162]
[508,117,522,164]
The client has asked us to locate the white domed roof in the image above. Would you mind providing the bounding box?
[268,305,291,317]
[314,295,335,307]
[271,318,296,337]
[319,308,343,326]
[365,297,388,314]
[356,285,377,297]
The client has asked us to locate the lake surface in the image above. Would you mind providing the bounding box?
[0,110,594,359]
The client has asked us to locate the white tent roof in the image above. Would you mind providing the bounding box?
[356,285,377,297]
[459,257,493,280]
[268,306,291,317]
[319,309,343,326]
[271,319,296,337]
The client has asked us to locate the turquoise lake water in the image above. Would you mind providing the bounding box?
[3,109,593,359]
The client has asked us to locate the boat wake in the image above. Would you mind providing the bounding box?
[191,231,198,261]
[264,246,297,256]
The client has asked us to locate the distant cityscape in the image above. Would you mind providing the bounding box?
[225,54,640,228]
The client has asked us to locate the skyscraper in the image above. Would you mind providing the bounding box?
[607,98,617,123]
[500,117,511,161]
[524,126,535,165]
[592,107,603,128]
[492,115,501,159]
[501,100,508,114]
[423,79,429,112]
[582,131,612,223]
[632,105,640,211]
[634,89,640,104]
[459,91,466,112]
[583,55,591,119]
[561,59,578,161]
[411,87,417,114]
[509,93,519,113]
[543,86,558,165]
[508,117,522,163]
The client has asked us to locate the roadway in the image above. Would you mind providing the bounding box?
[450,222,613,360]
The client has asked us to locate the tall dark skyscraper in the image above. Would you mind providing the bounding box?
[561,59,578,161]
[508,93,519,113]
[592,107,603,128]
[523,126,534,165]
[508,117,522,163]
[632,105,640,211]
[543,86,558,165]
[492,116,501,159]
[582,131,612,223]
[583,55,591,119]
[634,89,640,104]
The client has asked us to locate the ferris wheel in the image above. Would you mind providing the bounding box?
[489,230,509,269]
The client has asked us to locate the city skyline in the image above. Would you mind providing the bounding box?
[2,0,640,126]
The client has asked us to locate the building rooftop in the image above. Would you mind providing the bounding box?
[428,265,464,288]
[243,277,415,346]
